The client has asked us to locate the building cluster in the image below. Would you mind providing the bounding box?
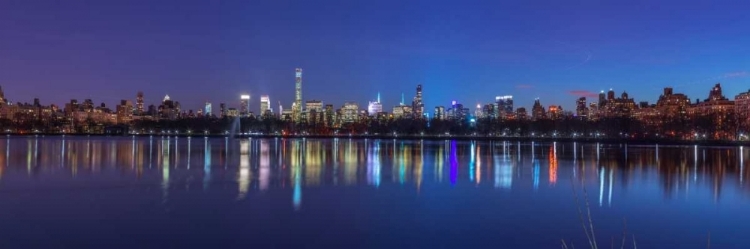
[1,68,750,139]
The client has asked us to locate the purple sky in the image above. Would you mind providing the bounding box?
[1,0,749,113]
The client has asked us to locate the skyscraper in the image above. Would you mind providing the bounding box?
[412,84,424,119]
[240,94,250,117]
[576,97,587,118]
[736,90,750,134]
[342,102,359,123]
[434,106,445,120]
[367,92,382,116]
[204,102,212,117]
[495,95,513,118]
[219,103,226,117]
[306,100,324,123]
[532,98,546,120]
[293,68,303,122]
[260,95,270,116]
[136,91,144,114]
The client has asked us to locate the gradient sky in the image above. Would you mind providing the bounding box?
[1,0,749,113]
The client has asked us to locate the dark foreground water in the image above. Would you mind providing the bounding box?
[0,136,747,248]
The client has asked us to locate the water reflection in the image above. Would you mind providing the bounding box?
[0,137,748,211]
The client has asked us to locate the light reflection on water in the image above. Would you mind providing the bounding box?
[0,136,749,247]
[1,137,748,201]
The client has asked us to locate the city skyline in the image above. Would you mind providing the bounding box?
[2,1,750,112]
[1,77,749,119]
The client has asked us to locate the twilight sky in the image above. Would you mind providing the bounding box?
[1,0,749,113]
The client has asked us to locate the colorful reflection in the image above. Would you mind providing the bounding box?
[0,138,746,209]
[548,143,557,185]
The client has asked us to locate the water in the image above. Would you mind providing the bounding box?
[0,136,747,248]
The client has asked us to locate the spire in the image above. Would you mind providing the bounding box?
[377,92,381,103]
[400,93,404,105]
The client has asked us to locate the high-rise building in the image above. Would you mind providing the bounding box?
[690,83,735,139]
[367,93,382,116]
[260,95,271,116]
[588,103,599,120]
[607,89,615,100]
[159,95,179,120]
[412,84,424,119]
[342,102,359,123]
[596,91,637,118]
[656,87,690,119]
[482,104,497,119]
[324,104,335,127]
[598,90,606,109]
[116,100,133,124]
[368,101,382,116]
[532,99,546,120]
[576,97,587,118]
[495,95,513,118]
[226,108,239,117]
[446,101,466,120]
[474,104,484,119]
[293,68,303,122]
[240,95,250,117]
[136,91,144,114]
[736,90,750,134]
[219,103,226,117]
[204,102,212,117]
[548,105,562,120]
[306,100,324,123]
[434,106,445,120]
[516,107,528,120]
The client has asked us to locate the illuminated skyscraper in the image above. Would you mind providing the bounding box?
[306,100,324,123]
[474,104,483,118]
[412,84,424,119]
[367,92,382,116]
[532,98,546,120]
[434,106,445,120]
[240,94,250,117]
[293,68,303,122]
[576,97,587,118]
[260,95,270,115]
[136,91,144,114]
[342,102,359,123]
[204,102,212,117]
[495,95,513,118]
[736,90,750,134]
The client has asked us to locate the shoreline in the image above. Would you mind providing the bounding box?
[4,133,749,146]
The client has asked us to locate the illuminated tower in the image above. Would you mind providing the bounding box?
[293,68,303,122]
[260,95,270,115]
[368,92,383,116]
[412,84,424,119]
[240,94,250,117]
[136,91,144,114]
[204,102,212,117]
